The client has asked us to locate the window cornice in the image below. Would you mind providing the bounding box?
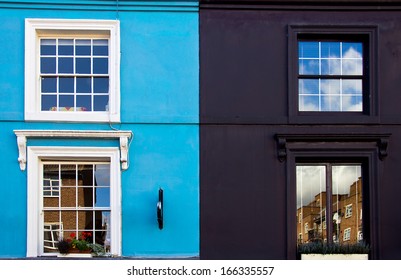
[14,129,133,171]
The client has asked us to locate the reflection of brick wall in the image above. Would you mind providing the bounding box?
[44,179,93,231]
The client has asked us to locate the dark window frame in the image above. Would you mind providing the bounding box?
[276,133,390,259]
[288,26,378,124]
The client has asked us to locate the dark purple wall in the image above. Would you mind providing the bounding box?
[200,2,401,259]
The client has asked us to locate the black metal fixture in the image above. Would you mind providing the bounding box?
[157,188,163,230]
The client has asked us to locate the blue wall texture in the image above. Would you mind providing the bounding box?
[0,0,199,258]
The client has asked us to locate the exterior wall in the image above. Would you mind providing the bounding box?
[0,0,199,258]
[200,1,401,259]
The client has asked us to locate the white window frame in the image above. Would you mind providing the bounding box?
[26,146,121,257]
[345,204,353,218]
[343,227,351,241]
[25,18,120,123]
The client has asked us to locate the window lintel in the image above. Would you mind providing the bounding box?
[14,129,133,171]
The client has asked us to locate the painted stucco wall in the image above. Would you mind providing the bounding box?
[0,0,199,258]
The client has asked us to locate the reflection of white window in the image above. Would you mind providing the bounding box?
[304,222,309,232]
[25,19,120,122]
[343,228,351,241]
[43,178,60,197]
[299,212,302,224]
[43,222,63,251]
[26,146,121,257]
[345,204,353,218]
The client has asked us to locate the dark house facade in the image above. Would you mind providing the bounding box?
[199,0,401,259]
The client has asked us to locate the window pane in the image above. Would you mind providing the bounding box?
[76,39,91,55]
[299,79,319,95]
[321,79,340,95]
[41,57,56,74]
[321,59,341,75]
[299,42,319,58]
[297,165,326,244]
[76,58,91,74]
[94,77,109,93]
[321,42,340,58]
[93,58,108,74]
[61,212,76,231]
[59,95,74,109]
[78,187,93,207]
[77,95,91,111]
[95,187,110,207]
[41,95,57,111]
[94,95,109,111]
[332,165,362,244]
[76,77,92,93]
[342,95,363,112]
[342,79,362,94]
[299,59,319,75]
[93,39,109,56]
[41,39,56,55]
[342,59,363,75]
[41,77,57,93]
[321,95,341,111]
[59,77,74,93]
[78,211,93,230]
[342,43,363,58]
[299,95,319,111]
[95,164,110,186]
[58,57,73,74]
[58,39,73,55]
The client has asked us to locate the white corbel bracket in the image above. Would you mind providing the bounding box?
[13,130,133,171]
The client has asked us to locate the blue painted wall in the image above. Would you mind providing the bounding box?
[0,0,199,258]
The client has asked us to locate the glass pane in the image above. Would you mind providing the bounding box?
[94,211,110,246]
[41,95,57,111]
[321,42,340,58]
[41,77,57,93]
[61,212,76,231]
[299,95,319,112]
[94,77,109,93]
[44,211,59,224]
[41,57,56,74]
[76,58,91,74]
[93,39,108,56]
[59,77,74,93]
[321,95,341,111]
[342,43,363,58]
[95,164,110,186]
[78,211,93,230]
[44,197,59,207]
[342,95,363,112]
[58,39,73,55]
[296,165,326,244]
[77,95,91,111]
[299,59,319,75]
[58,57,73,74]
[299,42,319,58]
[78,187,93,207]
[342,59,363,75]
[321,59,341,75]
[40,39,56,55]
[299,79,319,95]
[93,58,108,74]
[95,187,110,207]
[321,79,340,95]
[76,39,91,55]
[76,77,91,93]
[94,95,109,111]
[332,165,362,244]
[79,165,94,186]
[59,95,74,109]
[61,187,76,207]
[342,79,362,94]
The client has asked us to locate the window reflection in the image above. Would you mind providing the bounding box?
[296,164,363,245]
[42,162,111,254]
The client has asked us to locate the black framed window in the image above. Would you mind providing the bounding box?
[288,26,378,123]
[296,163,364,245]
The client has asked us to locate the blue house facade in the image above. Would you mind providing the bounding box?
[0,0,199,258]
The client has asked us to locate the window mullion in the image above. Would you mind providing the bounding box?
[326,163,333,244]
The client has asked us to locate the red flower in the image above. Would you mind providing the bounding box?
[70,233,76,238]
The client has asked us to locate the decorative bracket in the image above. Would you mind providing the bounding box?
[275,133,391,162]
[14,130,133,171]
